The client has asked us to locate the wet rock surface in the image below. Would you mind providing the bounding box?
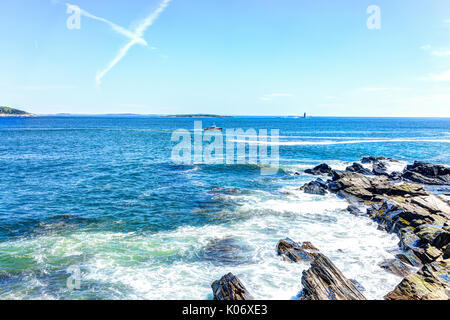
[345,162,372,175]
[385,259,449,300]
[349,279,366,293]
[302,158,450,300]
[372,161,389,176]
[379,259,414,277]
[276,238,320,262]
[403,161,450,186]
[347,204,363,215]
[339,157,450,186]
[361,156,396,164]
[396,250,423,267]
[300,253,366,300]
[208,158,450,301]
[304,163,332,176]
[300,179,328,195]
[389,171,403,182]
[211,273,253,300]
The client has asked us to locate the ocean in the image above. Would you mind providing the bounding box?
[0,116,449,300]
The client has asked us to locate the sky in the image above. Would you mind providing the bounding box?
[0,0,449,116]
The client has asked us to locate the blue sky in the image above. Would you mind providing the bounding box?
[0,0,449,116]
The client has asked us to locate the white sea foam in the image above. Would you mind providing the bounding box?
[0,186,402,300]
[383,160,408,174]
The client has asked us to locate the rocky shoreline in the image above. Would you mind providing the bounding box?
[211,157,450,300]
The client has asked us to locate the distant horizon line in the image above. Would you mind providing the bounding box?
[22,113,450,119]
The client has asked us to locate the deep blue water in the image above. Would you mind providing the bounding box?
[0,116,449,299]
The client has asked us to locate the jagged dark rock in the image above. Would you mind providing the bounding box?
[372,161,389,176]
[379,259,413,277]
[347,204,363,215]
[349,279,365,293]
[329,171,427,202]
[300,179,328,195]
[211,273,253,300]
[326,163,450,300]
[362,156,383,163]
[444,245,450,259]
[396,250,423,267]
[416,226,450,250]
[305,163,332,176]
[361,156,396,164]
[389,171,403,182]
[298,159,449,300]
[301,253,366,300]
[403,171,444,185]
[276,238,320,262]
[385,259,449,300]
[345,162,372,175]
[402,161,450,185]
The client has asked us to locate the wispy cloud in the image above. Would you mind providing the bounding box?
[259,93,294,101]
[96,0,172,86]
[431,50,450,57]
[420,45,450,57]
[420,70,450,82]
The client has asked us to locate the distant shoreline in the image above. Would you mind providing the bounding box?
[0,113,34,118]
[1,113,450,119]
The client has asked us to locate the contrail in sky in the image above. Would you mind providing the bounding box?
[95,0,172,85]
[66,3,147,45]
[65,0,172,86]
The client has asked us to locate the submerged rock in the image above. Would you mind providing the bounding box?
[211,273,253,300]
[276,238,320,262]
[305,163,332,176]
[203,237,251,265]
[300,179,328,195]
[301,253,366,300]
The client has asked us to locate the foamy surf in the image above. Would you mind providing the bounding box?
[0,184,402,300]
[2,116,448,301]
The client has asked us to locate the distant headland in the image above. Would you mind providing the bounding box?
[0,106,33,117]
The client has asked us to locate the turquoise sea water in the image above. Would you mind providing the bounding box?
[0,116,449,299]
